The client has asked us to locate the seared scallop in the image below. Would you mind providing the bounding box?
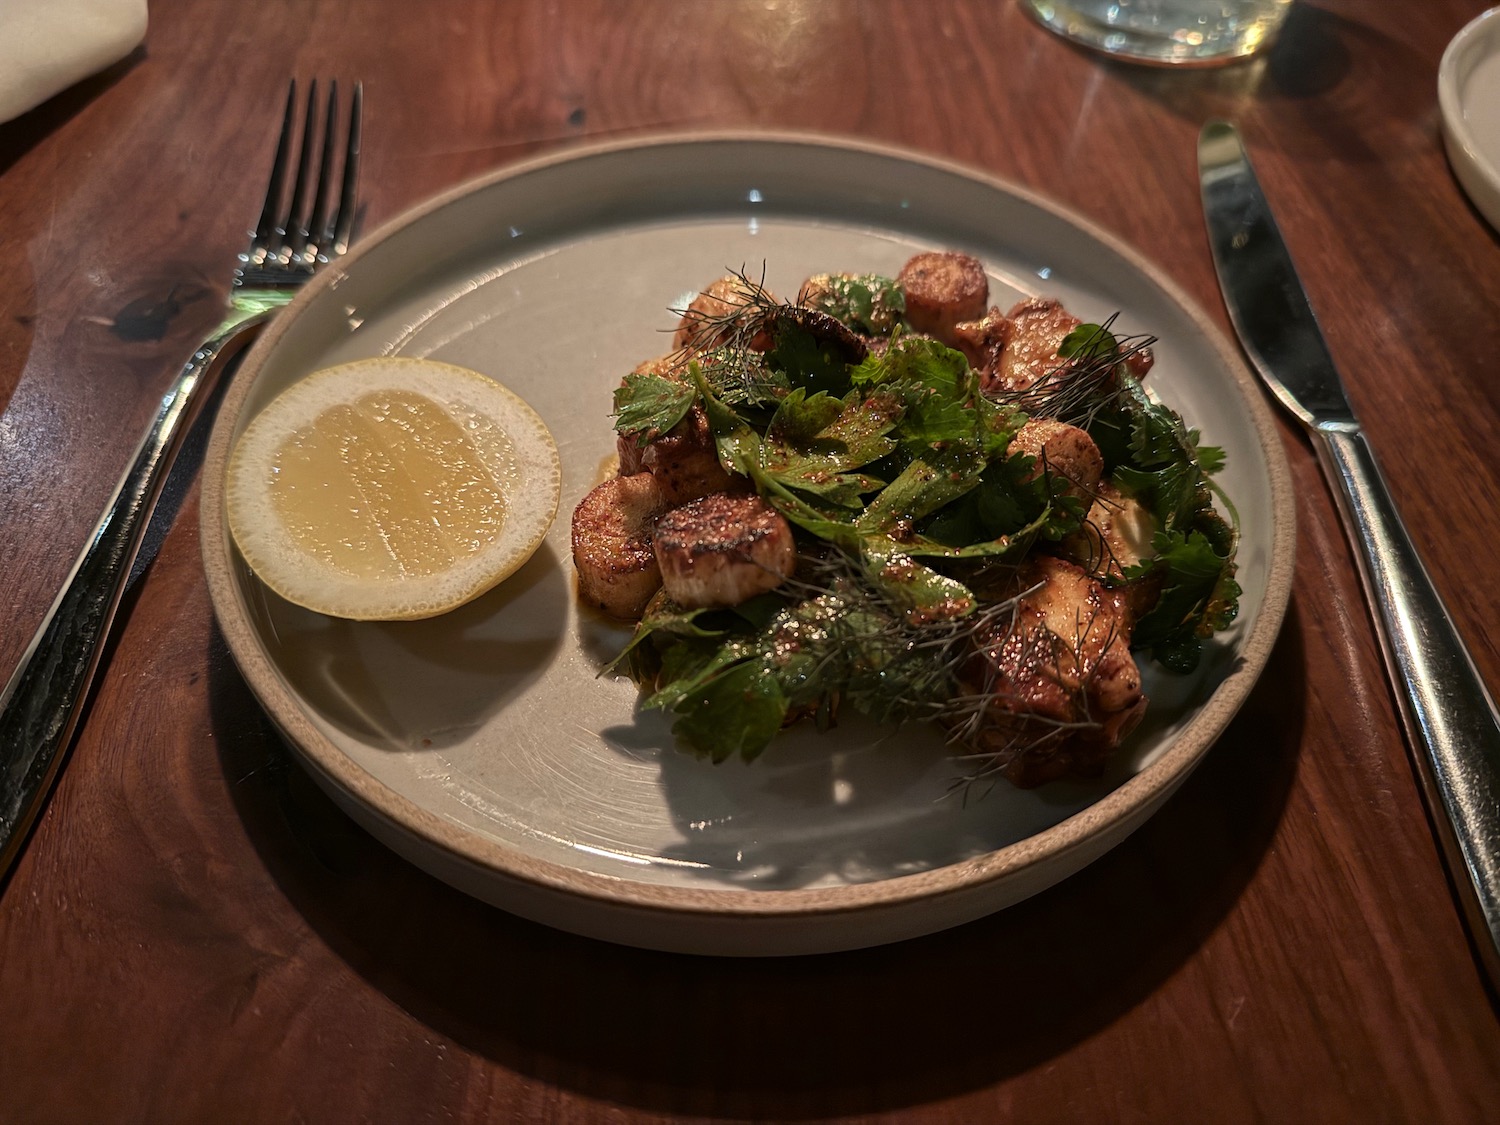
[653,492,797,609]
[957,555,1146,787]
[897,251,989,344]
[673,275,775,353]
[620,405,741,507]
[1007,419,1103,503]
[1065,482,1157,579]
[992,296,1083,394]
[952,306,1010,376]
[571,472,669,619]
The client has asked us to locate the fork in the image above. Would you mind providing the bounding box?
[0,79,363,879]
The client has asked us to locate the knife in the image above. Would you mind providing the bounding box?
[1198,119,1500,990]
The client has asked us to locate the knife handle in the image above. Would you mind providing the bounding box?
[1318,427,1500,983]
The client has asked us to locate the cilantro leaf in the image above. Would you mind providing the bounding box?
[692,364,764,476]
[851,337,1016,459]
[1195,442,1226,475]
[1113,460,1201,531]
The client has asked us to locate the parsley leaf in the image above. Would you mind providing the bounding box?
[1125,529,1241,672]
[857,446,988,535]
[858,540,975,623]
[1058,322,1119,360]
[612,372,695,439]
[761,388,901,508]
[666,661,789,763]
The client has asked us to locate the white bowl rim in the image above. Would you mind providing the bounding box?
[1438,6,1500,229]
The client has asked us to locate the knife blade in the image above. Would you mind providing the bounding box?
[1199,118,1500,991]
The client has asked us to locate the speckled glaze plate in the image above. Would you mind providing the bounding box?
[200,134,1294,956]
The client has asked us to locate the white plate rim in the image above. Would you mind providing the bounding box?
[200,129,1296,928]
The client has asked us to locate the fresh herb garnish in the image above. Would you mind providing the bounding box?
[606,273,1241,763]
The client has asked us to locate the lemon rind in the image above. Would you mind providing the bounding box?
[225,357,562,621]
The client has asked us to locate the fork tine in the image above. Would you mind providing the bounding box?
[253,81,298,247]
[331,81,363,258]
[305,80,341,259]
[283,78,322,261]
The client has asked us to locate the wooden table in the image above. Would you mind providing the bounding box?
[2,2,1497,1120]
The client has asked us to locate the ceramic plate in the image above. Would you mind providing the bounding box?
[200,134,1294,956]
[1440,6,1500,233]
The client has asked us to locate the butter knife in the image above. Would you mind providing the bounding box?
[1198,119,1500,988]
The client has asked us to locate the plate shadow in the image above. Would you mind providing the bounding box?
[208,594,1305,1117]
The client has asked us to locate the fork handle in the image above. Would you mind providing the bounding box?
[0,312,270,879]
[1317,427,1500,989]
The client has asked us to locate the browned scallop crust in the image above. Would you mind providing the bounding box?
[653,492,796,608]
[952,306,1011,375]
[1124,344,1155,379]
[993,296,1083,393]
[644,408,741,505]
[617,406,743,507]
[897,251,989,343]
[1063,482,1155,578]
[571,473,668,619]
[1007,418,1104,501]
[672,275,775,352]
[957,556,1146,787]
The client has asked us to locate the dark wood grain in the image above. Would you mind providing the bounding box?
[2,1,1498,1121]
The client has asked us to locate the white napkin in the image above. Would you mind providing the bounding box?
[0,0,148,124]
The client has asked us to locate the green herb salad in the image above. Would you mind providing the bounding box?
[569,252,1239,788]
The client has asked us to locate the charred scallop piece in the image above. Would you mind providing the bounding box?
[897,251,989,344]
[1064,482,1157,579]
[1007,419,1104,503]
[571,473,669,619]
[991,298,1156,401]
[958,555,1147,787]
[616,431,646,476]
[632,351,692,380]
[653,493,797,609]
[766,303,870,366]
[1062,482,1164,620]
[1123,342,1155,380]
[673,275,777,353]
[952,306,1011,376]
[992,296,1083,394]
[618,405,741,506]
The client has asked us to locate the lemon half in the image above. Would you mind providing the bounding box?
[226,356,560,620]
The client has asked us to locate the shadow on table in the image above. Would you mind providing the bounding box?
[210,597,1306,1118]
[1090,4,1433,164]
[0,49,144,178]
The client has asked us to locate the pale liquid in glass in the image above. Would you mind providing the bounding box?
[1022,0,1294,66]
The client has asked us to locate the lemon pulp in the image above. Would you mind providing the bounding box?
[270,389,516,579]
[227,358,560,620]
